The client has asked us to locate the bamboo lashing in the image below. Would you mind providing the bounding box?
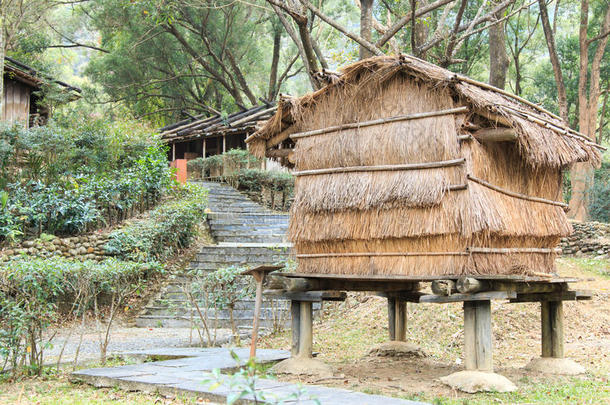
[296,252,470,258]
[290,106,469,140]
[292,158,466,177]
[467,247,562,254]
[296,247,561,259]
[467,175,569,209]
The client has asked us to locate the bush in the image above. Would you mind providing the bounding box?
[0,145,174,242]
[235,169,294,194]
[187,149,260,179]
[104,183,208,262]
[0,257,163,375]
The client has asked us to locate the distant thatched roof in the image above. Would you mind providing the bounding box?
[247,54,602,169]
[160,103,277,143]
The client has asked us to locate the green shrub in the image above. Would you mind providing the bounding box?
[104,183,208,262]
[235,169,294,194]
[0,118,174,243]
[0,145,173,242]
[188,149,260,178]
[0,257,163,375]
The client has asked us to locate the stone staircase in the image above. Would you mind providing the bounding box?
[136,181,291,330]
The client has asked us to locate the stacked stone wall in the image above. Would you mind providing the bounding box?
[560,221,610,257]
[1,233,110,262]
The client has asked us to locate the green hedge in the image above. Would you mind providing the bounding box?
[0,257,163,375]
[104,183,208,262]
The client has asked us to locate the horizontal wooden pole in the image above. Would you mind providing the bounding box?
[467,174,569,209]
[296,251,469,258]
[292,158,466,177]
[290,106,469,140]
[467,247,563,254]
[472,127,518,142]
[420,290,516,303]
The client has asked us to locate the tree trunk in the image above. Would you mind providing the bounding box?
[268,25,282,100]
[488,1,509,89]
[360,0,374,59]
[538,0,568,120]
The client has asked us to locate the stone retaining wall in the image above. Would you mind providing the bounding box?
[560,221,610,257]
[0,233,110,262]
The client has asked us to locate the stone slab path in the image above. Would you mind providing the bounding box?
[73,348,428,405]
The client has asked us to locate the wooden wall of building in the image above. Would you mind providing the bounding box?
[2,78,31,126]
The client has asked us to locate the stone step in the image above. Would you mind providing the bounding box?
[134,315,287,329]
[216,235,287,242]
[141,306,287,319]
[136,180,290,329]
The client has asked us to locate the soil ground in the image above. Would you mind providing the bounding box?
[259,257,610,404]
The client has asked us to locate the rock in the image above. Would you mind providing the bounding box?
[23,241,34,248]
[440,371,516,393]
[271,357,333,378]
[367,341,426,358]
[525,357,585,375]
[4,249,14,256]
[69,249,78,256]
[87,247,95,254]
[53,239,62,245]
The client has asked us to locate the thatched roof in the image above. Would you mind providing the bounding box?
[160,103,277,143]
[247,54,602,169]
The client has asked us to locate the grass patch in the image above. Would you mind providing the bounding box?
[412,377,610,404]
[559,257,610,278]
[0,370,198,404]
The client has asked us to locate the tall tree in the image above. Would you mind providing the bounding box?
[538,0,568,120]
[360,0,375,59]
[569,0,610,220]
[488,0,510,88]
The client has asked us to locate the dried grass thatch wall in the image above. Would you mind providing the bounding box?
[247,55,603,278]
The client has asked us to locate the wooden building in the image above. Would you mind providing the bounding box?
[2,57,80,127]
[247,54,603,278]
[160,104,277,162]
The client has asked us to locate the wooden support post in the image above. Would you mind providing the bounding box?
[387,297,407,341]
[202,138,206,158]
[172,143,176,161]
[290,300,301,357]
[222,134,226,153]
[541,300,564,358]
[463,300,493,371]
[387,297,396,340]
[298,301,313,358]
[395,300,407,342]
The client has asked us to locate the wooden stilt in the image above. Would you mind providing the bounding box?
[290,301,301,357]
[463,300,493,371]
[298,301,313,358]
[541,300,564,358]
[395,300,407,342]
[172,143,176,161]
[202,138,206,158]
[387,297,396,340]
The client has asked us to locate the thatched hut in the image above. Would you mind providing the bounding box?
[246,55,603,278]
